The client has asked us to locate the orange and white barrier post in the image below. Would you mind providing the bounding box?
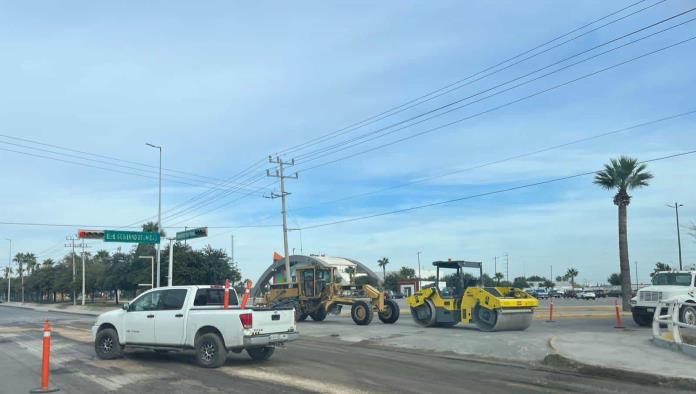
[546,299,555,322]
[614,299,625,329]
[224,279,230,309]
[30,320,59,393]
[240,280,252,309]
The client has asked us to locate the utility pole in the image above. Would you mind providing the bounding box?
[5,238,10,302]
[146,143,163,287]
[265,156,297,285]
[167,237,175,287]
[505,253,509,283]
[65,236,77,305]
[667,202,684,270]
[494,256,497,276]
[80,239,90,306]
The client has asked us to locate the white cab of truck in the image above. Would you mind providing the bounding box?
[630,270,696,327]
[92,285,298,368]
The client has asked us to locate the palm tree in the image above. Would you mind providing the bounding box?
[565,268,579,288]
[594,156,653,310]
[25,253,37,275]
[377,257,390,280]
[494,272,504,286]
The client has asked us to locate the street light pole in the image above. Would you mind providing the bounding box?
[4,238,10,302]
[666,202,684,270]
[146,143,163,287]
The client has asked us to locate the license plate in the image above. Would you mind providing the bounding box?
[646,308,655,313]
[269,334,287,342]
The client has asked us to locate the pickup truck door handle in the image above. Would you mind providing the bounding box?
[175,314,183,318]
[146,314,155,318]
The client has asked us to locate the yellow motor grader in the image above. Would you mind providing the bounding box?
[407,260,539,331]
[261,262,399,326]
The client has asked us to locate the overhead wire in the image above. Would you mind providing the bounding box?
[298,149,696,230]
[277,0,659,157]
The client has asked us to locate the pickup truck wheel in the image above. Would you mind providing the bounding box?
[247,346,275,361]
[195,333,227,368]
[351,301,373,326]
[95,328,122,360]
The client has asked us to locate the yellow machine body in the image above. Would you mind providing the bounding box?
[262,263,398,325]
[406,260,539,331]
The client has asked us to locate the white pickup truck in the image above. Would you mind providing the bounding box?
[92,285,298,368]
[631,270,696,326]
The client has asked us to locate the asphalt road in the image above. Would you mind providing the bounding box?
[0,306,689,394]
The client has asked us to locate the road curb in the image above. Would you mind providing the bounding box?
[544,336,696,390]
[0,303,100,317]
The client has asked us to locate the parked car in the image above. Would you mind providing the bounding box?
[577,291,596,300]
[563,290,577,298]
[548,290,562,298]
[594,289,607,298]
[92,285,299,368]
[393,292,405,299]
[533,289,549,299]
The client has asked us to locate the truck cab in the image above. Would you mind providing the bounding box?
[631,270,696,326]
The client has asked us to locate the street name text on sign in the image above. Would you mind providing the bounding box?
[176,227,208,241]
[104,230,160,244]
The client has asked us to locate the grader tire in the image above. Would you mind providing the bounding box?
[351,301,374,326]
[378,299,400,324]
[310,307,327,322]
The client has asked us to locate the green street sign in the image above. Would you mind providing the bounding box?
[104,230,161,244]
[176,227,208,241]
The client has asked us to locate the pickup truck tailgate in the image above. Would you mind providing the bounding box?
[250,308,295,334]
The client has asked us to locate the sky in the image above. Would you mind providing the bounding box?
[1,0,695,285]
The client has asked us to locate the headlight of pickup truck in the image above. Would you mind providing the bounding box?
[630,299,637,305]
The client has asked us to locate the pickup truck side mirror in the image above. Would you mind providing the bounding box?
[122,303,129,311]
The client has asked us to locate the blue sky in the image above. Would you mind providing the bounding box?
[1,0,695,284]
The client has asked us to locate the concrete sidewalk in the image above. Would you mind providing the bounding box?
[548,330,696,387]
[1,302,105,316]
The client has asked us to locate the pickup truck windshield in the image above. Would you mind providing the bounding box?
[651,273,693,286]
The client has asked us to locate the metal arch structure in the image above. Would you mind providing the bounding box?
[251,255,383,298]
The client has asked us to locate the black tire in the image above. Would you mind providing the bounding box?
[351,301,374,325]
[246,346,275,362]
[473,304,498,332]
[411,299,437,327]
[680,305,696,326]
[297,313,309,322]
[194,333,227,368]
[378,299,400,324]
[436,321,459,327]
[95,328,122,360]
[632,310,652,327]
[310,306,327,322]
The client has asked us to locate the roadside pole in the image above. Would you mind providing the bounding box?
[265,156,297,285]
[65,237,77,305]
[5,238,11,302]
[168,238,174,287]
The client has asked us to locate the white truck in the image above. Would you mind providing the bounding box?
[92,285,298,368]
[630,270,696,326]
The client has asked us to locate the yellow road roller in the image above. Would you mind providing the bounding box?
[406,260,539,331]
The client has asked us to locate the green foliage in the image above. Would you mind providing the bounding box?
[565,268,579,287]
[355,275,378,287]
[608,273,622,285]
[526,275,544,282]
[512,277,528,289]
[383,272,400,292]
[493,272,504,285]
[399,266,415,279]
[651,262,672,277]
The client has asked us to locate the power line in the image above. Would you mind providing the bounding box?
[0,221,279,229]
[298,149,696,230]
[288,109,696,213]
[294,35,696,174]
[277,0,659,157]
[294,10,696,165]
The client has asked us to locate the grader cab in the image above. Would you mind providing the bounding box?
[262,263,399,326]
[407,260,539,331]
